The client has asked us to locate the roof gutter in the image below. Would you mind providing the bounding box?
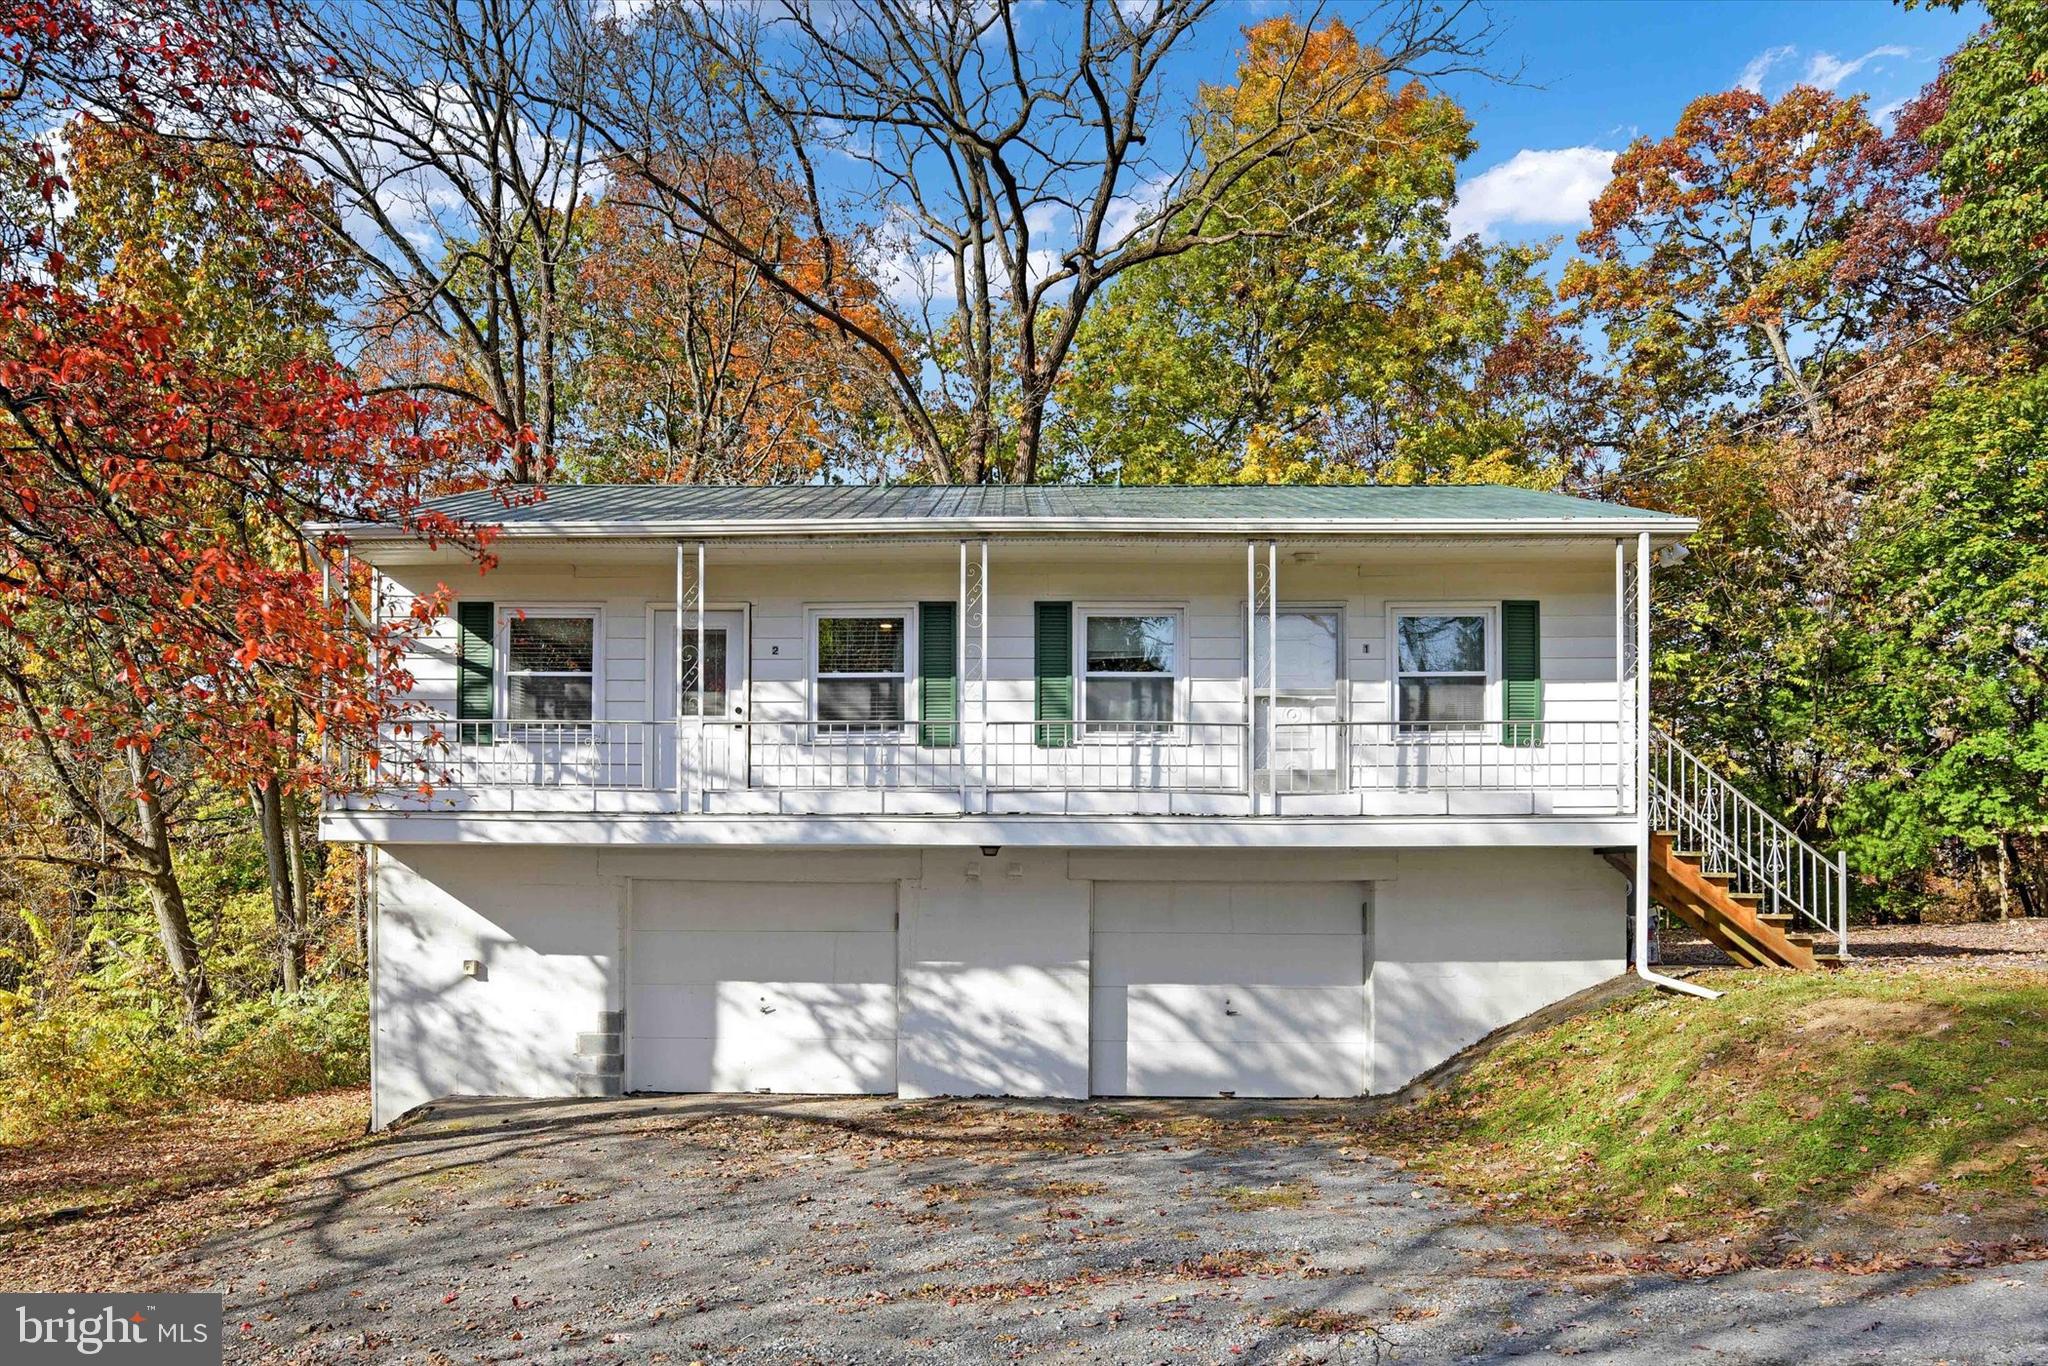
[309,513,1699,543]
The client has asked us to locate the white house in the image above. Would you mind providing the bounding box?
[317,485,1847,1130]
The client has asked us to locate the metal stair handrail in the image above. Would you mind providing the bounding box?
[1648,730,1850,957]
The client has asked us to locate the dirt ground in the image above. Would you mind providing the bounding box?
[1662,913,2048,968]
[7,1091,2047,1364]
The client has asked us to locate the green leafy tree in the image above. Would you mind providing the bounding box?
[1839,367,2048,914]
[1922,0,2048,337]
[1051,17,1594,488]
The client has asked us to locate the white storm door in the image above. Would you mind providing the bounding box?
[1256,609,1344,793]
[1091,881,1368,1098]
[628,880,898,1094]
[653,608,748,793]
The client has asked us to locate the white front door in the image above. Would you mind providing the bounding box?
[1256,609,1344,793]
[627,880,899,1094]
[653,608,748,792]
[1090,881,1369,1098]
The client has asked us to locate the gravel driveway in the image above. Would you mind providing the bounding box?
[154,1094,2048,1364]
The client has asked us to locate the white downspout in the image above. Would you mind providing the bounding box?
[1634,529,1722,1001]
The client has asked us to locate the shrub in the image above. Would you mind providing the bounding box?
[0,980,368,1143]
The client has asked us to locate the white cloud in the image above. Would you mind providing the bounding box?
[1737,43,1913,97]
[1447,147,1617,241]
[1803,45,1911,92]
[1737,45,1796,94]
[1100,171,1174,249]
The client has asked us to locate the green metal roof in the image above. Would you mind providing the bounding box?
[344,483,1690,536]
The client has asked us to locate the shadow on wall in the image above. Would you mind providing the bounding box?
[375,846,1633,1121]
[897,964,1089,1098]
[375,849,614,1127]
[1369,848,1629,1092]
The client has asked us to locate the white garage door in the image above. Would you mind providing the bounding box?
[628,881,897,1094]
[1091,882,1368,1098]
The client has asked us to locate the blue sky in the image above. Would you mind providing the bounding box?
[1435,0,1986,246]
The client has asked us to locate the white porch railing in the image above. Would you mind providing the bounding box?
[368,716,1628,810]
[1649,730,1850,955]
[710,719,1627,796]
[371,718,663,791]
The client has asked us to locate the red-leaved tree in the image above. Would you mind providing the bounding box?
[0,0,516,1023]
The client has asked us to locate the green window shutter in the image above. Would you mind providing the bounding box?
[456,601,495,746]
[1501,599,1542,748]
[1034,601,1074,748]
[918,601,958,748]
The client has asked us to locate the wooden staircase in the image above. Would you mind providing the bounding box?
[1616,732,1852,971]
[1605,834,1835,970]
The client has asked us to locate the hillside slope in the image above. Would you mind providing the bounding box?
[1373,967,2048,1249]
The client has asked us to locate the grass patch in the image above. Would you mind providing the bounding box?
[1371,967,2048,1239]
[0,1087,369,1234]
[1266,1307,1380,1335]
[1219,1180,1318,1211]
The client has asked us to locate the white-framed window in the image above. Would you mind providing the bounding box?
[503,608,599,723]
[812,609,911,728]
[1079,609,1181,730]
[1391,607,1493,731]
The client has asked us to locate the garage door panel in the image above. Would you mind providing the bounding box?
[1113,1041,1362,1099]
[1093,930,1362,986]
[631,1037,895,1094]
[633,881,896,933]
[1228,884,1360,934]
[1088,985,1128,1042]
[628,1039,714,1093]
[1090,883,1169,932]
[831,931,899,983]
[712,982,897,1039]
[1094,884,1359,935]
[710,1037,893,1093]
[631,929,843,985]
[1123,985,1366,1045]
[628,880,897,1095]
[1091,881,1367,1099]
[628,983,718,1038]
[1089,884,1228,934]
[1088,1038,1127,1092]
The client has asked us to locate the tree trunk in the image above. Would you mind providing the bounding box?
[128,747,209,1032]
[253,775,304,993]
[1997,838,2011,922]
[356,843,371,967]
[283,785,313,967]
[1015,394,1043,486]
[1758,317,1825,430]
[2004,834,2039,919]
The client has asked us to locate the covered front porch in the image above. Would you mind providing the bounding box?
[343,530,1661,823]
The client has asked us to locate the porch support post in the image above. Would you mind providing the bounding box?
[1245,540,1278,814]
[958,540,969,807]
[1634,531,1653,974]
[1265,539,1278,811]
[1615,538,1627,815]
[695,541,707,723]
[961,538,988,810]
[1245,542,1258,814]
[342,546,355,776]
[1837,849,1850,958]
[675,541,705,812]
[673,541,686,810]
